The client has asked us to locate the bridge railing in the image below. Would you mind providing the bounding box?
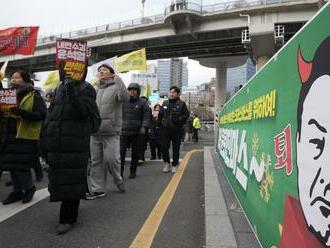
[36,14,166,45]
[36,0,312,46]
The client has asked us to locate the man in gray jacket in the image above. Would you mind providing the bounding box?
[86,64,129,200]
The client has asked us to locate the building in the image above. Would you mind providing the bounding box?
[181,78,216,121]
[157,58,187,97]
[182,62,188,87]
[226,57,256,98]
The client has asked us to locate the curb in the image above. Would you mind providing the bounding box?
[204,146,238,248]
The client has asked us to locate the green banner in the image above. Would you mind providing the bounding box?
[216,3,330,248]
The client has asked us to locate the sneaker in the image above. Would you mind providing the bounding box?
[22,186,36,204]
[162,163,171,173]
[56,224,73,235]
[85,192,106,200]
[117,183,126,193]
[171,166,177,173]
[2,191,23,205]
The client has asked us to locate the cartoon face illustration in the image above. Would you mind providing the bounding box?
[297,37,330,246]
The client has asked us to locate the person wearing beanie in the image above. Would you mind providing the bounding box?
[120,83,150,179]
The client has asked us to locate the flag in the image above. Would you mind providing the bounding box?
[0,61,8,81]
[43,71,60,90]
[115,48,147,73]
[0,27,39,55]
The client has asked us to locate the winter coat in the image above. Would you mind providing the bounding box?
[93,76,129,136]
[193,117,201,129]
[42,81,97,202]
[0,85,47,171]
[121,96,151,136]
[159,98,189,132]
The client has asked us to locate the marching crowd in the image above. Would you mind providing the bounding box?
[0,64,202,234]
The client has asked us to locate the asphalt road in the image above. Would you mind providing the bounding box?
[0,132,210,248]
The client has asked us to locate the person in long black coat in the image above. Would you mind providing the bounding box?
[42,66,98,235]
[0,70,47,205]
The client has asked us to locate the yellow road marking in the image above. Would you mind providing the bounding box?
[129,149,203,248]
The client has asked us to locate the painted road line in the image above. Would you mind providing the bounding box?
[0,188,49,223]
[129,149,203,248]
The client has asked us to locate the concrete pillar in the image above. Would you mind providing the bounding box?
[256,56,270,71]
[215,65,227,113]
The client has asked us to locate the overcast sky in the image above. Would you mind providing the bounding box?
[1,0,220,86]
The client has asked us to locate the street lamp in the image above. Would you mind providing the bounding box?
[141,0,146,19]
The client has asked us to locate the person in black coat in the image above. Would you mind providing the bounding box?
[120,83,150,179]
[149,104,163,160]
[159,86,189,173]
[0,70,47,205]
[42,64,98,235]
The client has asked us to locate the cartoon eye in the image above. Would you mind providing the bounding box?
[309,137,325,160]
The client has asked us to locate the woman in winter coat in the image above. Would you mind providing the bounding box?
[42,64,98,235]
[0,70,47,205]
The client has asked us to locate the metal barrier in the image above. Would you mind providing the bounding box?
[36,0,313,46]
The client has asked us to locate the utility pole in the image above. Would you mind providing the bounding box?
[141,0,146,19]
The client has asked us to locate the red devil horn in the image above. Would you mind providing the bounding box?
[297,47,312,83]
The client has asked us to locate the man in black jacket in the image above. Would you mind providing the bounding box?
[120,83,150,179]
[159,86,189,173]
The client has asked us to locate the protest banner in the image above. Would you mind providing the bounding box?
[0,89,17,116]
[115,48,147,73]
[0,27,39,55]
[216,3,330,248]
[56,39,87,81]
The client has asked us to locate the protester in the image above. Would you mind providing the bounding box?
[138,96,151,164]
[0,69,46,205]
[120,83,150,179]
[185,113,194,142]
[149,104,163,160]
[42,63,99,234]
[192,114,201,143]
[159,86,189,173]
[86,64,128,200]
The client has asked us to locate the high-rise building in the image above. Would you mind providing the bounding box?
[226,58,256,98]
[182,62,188,87]
[157,58,187,97]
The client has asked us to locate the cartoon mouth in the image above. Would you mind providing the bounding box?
[311,197,330,218]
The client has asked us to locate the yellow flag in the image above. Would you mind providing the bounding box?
[0,61,8,81]
[43,71,60,90]
[115,48,147,73]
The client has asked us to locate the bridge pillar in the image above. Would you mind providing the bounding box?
[215,65,227,114]
[256,55,270,71]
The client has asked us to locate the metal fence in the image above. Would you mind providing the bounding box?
[36,0,312,45]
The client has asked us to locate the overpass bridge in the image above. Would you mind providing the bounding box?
[0,0,320,109]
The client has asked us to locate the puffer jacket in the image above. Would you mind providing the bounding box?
[94,76,129,136]
[121,96,151,136]
[43,81,98,202]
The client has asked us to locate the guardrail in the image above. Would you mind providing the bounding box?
[36,0,314,46]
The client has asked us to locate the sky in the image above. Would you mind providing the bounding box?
[0,0,220,87]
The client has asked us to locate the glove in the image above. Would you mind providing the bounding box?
[139,127,146,135]
[64,76,77,100]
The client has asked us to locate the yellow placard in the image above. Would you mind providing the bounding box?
[43,71,60,90]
